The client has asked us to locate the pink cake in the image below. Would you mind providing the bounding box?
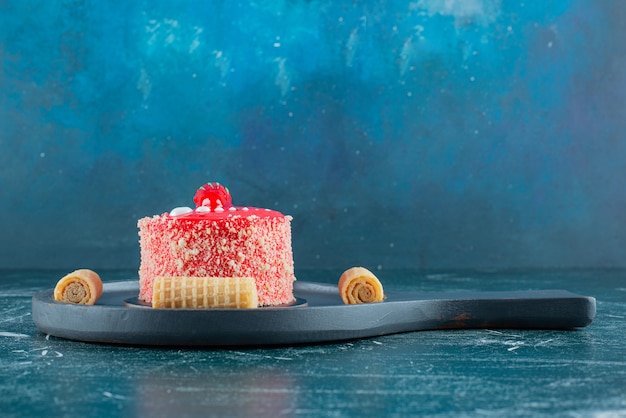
[137,182,296,306]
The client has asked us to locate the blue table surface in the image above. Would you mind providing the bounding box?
[1,269,624,417]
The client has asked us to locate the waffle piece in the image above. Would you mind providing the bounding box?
[152,276,259,309]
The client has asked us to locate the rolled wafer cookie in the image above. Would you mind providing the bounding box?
[338,267,385,304]
[54,269,103,305]
[152,276,259,309]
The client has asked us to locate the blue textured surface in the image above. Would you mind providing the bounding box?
[1,1,625,269]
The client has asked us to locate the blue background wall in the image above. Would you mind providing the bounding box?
[1,1,625,270]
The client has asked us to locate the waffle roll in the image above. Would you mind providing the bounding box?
[338,267,385,304]
[54,269,103,305]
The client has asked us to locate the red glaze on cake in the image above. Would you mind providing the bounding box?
[137,183,296,306]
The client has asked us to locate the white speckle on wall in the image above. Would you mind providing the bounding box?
[412,0,500,25]
[137,68,151,101]
[212,50,231,79]
[399,36,415,75]
[189,26,203,54]
[274,57,291,96]
[345,28,359,67]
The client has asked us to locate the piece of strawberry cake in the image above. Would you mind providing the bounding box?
[137,182,296,306]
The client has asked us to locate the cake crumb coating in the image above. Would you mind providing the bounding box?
[138,213,295,306]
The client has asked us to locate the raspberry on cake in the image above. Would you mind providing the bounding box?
[137,182,296,307]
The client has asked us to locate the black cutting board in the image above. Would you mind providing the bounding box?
[32,280,596,347]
